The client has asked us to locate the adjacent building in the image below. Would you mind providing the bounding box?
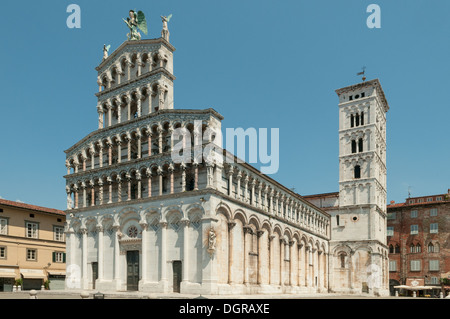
[0,199,66,291]
[387,190,450,295]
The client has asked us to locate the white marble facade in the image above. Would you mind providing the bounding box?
[64,30,389,295]
[64,36,330,295]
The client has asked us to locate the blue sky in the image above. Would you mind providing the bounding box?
[0,0,448,210]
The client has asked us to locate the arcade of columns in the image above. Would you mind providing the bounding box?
[64,37,332,293]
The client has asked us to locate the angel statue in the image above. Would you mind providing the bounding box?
[123,10,148,40]
[161,14,172,41]
[103,44,111,60]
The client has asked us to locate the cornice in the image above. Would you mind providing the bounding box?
[96,38,176,72]
[95,67,176,101]
[335,79,389,113]
[67,188,331,241]
[64,108,224,155]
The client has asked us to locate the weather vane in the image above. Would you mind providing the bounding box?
[357,66,366,81]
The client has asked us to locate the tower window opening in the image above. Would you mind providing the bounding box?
[354,165,361,179]
[339,252,346,268]
[350,114,354,128]
[349,95,353,101]
[355,113,360,126]
[336,215,340,226]
[361,92,365,98]
[358,138,363,152]
[351,140,357,153]
[361,112,364,125]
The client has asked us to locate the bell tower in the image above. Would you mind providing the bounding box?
[329,79,390,296]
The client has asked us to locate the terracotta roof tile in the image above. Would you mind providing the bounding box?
[0,199,65,216]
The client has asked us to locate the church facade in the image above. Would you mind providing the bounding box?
[63,19,389,296]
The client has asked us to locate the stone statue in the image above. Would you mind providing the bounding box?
[123,10,148,40]
[208,227,216,252]
[161,14,172,41]
[103,44,111,60]
[67,197,73,210]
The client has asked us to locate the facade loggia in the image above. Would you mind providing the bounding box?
[64,21,389,296]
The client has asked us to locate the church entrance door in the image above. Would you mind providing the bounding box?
[126,250,139,291]
[173,261,182,293]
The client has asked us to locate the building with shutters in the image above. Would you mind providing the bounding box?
[0,199,66,291]
[386,190,450,296]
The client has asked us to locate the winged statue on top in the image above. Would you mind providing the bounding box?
[123,10,148,40]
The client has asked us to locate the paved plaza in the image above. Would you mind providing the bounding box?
[0,290,443,299]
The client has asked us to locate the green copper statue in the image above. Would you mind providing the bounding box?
[123,10,148,40]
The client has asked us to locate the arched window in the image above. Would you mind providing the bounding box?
[354,165,361,179]
[361,112,364,125]
[395,244,400,254]
[350,114,355,128]
[358,138,363,152]
[428,243,434,253]
[351,140,357,153]
[410,244,415,253]
[355,113,360,126]
[389,244,394,254]
[339,252,347,268]
[416,244,421,253]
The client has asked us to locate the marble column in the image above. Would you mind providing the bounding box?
[194,163,199,191]
[146,170,152,198]
[243,226,252,284]
[113,224,120,284]
[74,186,79,209]
[280,239,285,286]
[117,177,122,202]
[82,183,87,208]
[169,165,174,194]
[126,174,131,201]
[269,235,275,285]
[98,110,104,129]
[257,230,264,285]
[227,221,236,284]
[107,178,113,204]
[98,144,103,167]
[227,166,234,196]
[136,173,142,199]
[136,92,142,117]
[81,227,88,289]
[181,164,187,192]
[97,225,104,281]
[158,168,163,196]
[147,132,153,157]
[236,171,242,200]
[181,219,190,283]
[136,132,142,159]
[140,221,148,282]
[98,181,104,205]
[160,222,168,284]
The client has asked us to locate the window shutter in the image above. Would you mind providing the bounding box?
[52,252,56,263]
[63,253,66,263]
